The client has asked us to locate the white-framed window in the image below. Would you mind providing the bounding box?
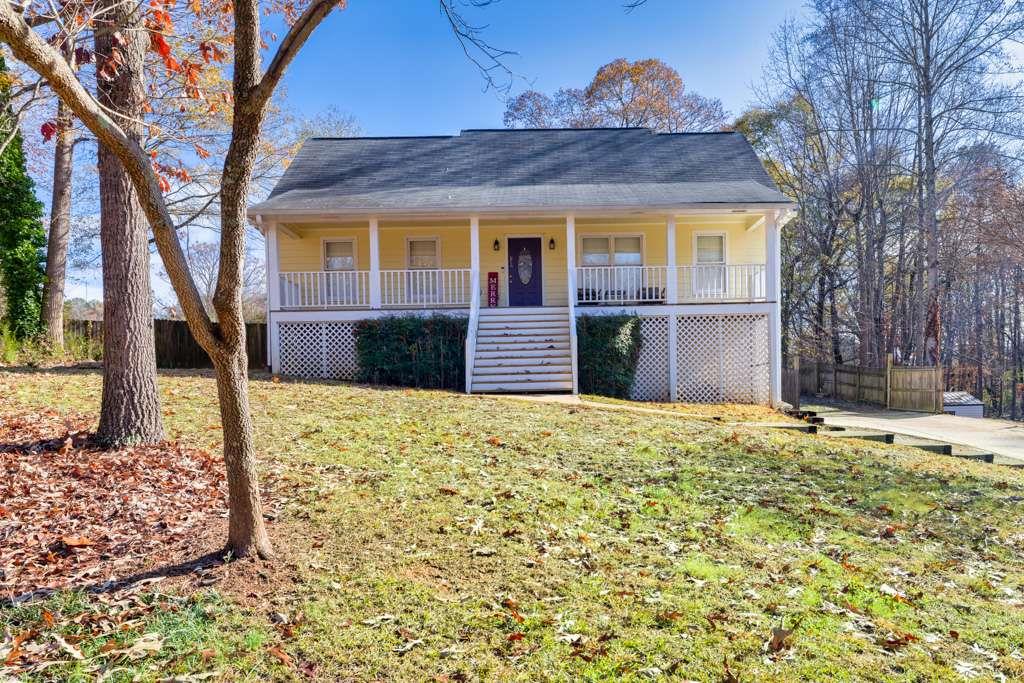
[694,233,726,265]
[580,234,644,266]
[693,233,727,295]
[407,237,440,269]
[324,239,356,271]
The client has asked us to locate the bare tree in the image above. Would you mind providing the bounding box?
[505,58,728,131]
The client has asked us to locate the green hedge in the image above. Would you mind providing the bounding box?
[576,314,642,398]
[355,315,468,391]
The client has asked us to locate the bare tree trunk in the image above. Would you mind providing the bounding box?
[94,0,163,446]
[213,349,271,557]
[40,98,73,350]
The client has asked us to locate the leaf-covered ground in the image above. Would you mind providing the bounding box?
[2,368,1024,681]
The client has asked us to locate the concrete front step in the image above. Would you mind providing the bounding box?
[473,364,572,376]
[472,380,574,393]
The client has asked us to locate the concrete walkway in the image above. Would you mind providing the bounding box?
[813,403,1024,463]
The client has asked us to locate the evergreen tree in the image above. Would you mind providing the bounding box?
[0,53,46,340]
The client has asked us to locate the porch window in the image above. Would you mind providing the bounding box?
[695,234,725,265]
[407,238,439,269]
[579,235,646,301]
[580,235,643,265]
[324,239,356,271]
[694,234,727,295]
[581,237,611,266]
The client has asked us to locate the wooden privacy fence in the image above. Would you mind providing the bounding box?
[66,319,268,370]
[798,355,943,412]
[782,367,801,409]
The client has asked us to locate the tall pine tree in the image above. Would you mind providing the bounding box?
[0,53,45,340]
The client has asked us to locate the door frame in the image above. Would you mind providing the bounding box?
[505,234,545,307]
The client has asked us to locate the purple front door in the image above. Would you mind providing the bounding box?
[507,238,543,306]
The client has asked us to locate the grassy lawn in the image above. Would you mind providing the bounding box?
[580,394,800,423]
[3,369,1024,681]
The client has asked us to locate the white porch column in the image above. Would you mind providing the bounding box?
[765,210,783,407]
[470,216,480,309]
[665,215,678,304]
[566,215,576,301]
[266,221,281,373]
[566,215,579,394]
[368,218,381,309]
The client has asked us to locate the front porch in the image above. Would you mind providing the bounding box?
[262,210,784,405]
[266,213,775,311]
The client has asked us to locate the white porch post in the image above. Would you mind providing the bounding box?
[368,218,381,309]
[566,215,579,394]
[765,210,783,407]
[266,221,281,374]
[665,215,677,304]
[465,217,481,394]
[470,216,480,309]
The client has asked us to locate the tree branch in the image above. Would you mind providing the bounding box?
[249,0,338,111]
[0,1,219,351]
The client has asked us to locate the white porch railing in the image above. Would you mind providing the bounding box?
[575,264,766,305]
[678,264,766,303]
[576,265,670,304]
[380,268,472,308]
[279,271,370,308]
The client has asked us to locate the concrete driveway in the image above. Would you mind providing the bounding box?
[812,403,1024,464]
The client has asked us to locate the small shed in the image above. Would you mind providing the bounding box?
[943,391,984,418]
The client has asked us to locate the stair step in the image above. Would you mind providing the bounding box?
[476,334,570,344]
[479,307,568,317]
[475,346,570,358]
[472,380,574,393]
[478,326,567,336]
[471,372,572,383]
[474,364,572,376]
[474,356,570,367]
[479,320,569,330]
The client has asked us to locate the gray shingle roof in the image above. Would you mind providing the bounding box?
[250,128,791,215]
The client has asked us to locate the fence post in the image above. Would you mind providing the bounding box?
[856,365,862,402]
[832,365,838,399]
[885,353,893,409]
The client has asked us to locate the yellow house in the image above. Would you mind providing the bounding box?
[248,128,795,404]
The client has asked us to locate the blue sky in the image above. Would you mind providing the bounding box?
[282,1,807,136]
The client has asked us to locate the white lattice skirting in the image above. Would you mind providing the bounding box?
[278,321,359,380]
[631,313,770,404]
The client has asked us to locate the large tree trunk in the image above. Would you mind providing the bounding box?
[94,0,163,445]
[40,98,73,350]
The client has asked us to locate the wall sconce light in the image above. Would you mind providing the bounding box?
[492,239,501,251]
[548,238,556,250]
